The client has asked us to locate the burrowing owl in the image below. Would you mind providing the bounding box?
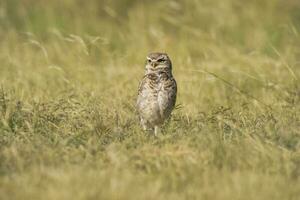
[136,52,177,135]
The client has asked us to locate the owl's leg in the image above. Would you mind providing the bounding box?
[154,126,160,136]
[142,123,148,131]
[140,118,151,131]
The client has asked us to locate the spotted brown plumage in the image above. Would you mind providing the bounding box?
[136,52,177,135]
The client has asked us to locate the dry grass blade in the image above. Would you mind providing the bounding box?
[192,69,273,109]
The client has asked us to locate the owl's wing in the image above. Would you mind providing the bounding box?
[160,77,177,117]
[136,76,147,110]
[137,76,146,96]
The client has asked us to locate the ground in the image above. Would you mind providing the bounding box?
[0,0,300,199]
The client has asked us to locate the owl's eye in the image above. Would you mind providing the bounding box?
[157,58,165,63]
[147,59,152,63]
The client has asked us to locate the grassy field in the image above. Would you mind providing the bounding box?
[0,0,300,199]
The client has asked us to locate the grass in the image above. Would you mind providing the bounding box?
[0,0,300,199]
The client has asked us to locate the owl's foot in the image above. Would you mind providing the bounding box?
[140,119,160,136]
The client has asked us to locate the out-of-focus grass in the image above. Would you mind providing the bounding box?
[0,0,300,199]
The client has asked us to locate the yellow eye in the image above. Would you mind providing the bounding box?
[157,59,165,63]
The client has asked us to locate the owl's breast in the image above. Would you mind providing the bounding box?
[137,77,161,123]
[137,72,176,124]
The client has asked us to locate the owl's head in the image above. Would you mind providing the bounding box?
[145,52,172,74]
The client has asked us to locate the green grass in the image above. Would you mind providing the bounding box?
[0,0,300,199]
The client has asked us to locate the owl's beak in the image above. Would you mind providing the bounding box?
[151,62,158,67]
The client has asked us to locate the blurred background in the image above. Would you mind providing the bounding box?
[2,0,300,50]
[1,0,299,112]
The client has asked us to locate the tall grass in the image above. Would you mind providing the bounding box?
[0,0,300,199]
